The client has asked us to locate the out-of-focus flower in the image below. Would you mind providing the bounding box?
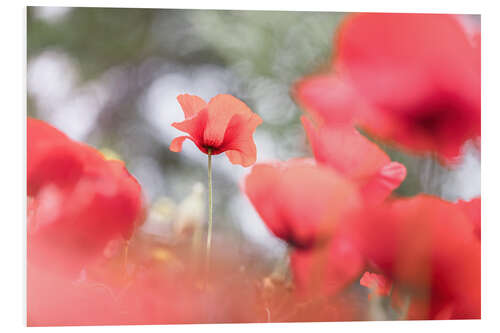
[337,13,481,162]
[456,197,481,240]
[295,13,480,163]
[302,116,406,204]
[27,117,144,276]
[28,118,83,196]
[349,195,480,319]
[286,117,405,297]
[170,94,263,167]
[360,272,393,297]
[243,159,361,249]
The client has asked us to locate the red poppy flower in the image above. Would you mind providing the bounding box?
[243,159,361,249]
[349,195,480,319]
[335,13,481,162]
[27,117,144,276]
[282,118,405,297]
[295,14,480,163]
[302,116,406,204]
[169,94,263,167]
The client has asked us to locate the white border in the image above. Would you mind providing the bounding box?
[22,0,484,13]
[3,0,499,332]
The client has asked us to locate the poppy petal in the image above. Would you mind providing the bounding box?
[222,113,263,167]
[279,164,360,248]
[171,108,208,145]
[337,13,479,109]
[294,73,362,126]
[301,116,390,181]
[177,94,207,119]
[292,233,364,296]
[28,118,84,196]
[360,161,407,204]
[243,164,284,238]
[245,161,360,248]
[203,94,254,148]
[170,136,193,153]
[28,117,69,143]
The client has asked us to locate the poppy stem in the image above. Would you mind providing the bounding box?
[205,149,213,276]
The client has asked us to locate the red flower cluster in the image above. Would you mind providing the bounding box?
[350,195,480,319]
[27,117,144,276]
[170,94,263,167]
[295,13,481,163]
[245,161,480,319]
[244,129,407,295]
[245,13,481,319]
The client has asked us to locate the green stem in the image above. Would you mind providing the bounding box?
[205,149,213,275]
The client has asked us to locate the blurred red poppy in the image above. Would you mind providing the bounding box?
[27,117,144,276]
[295,14,480,163]
[302,116,406,205]
[243,159,361,249]
[170,94,263,167]
[336,13,481,162]
[349,195,480,319]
